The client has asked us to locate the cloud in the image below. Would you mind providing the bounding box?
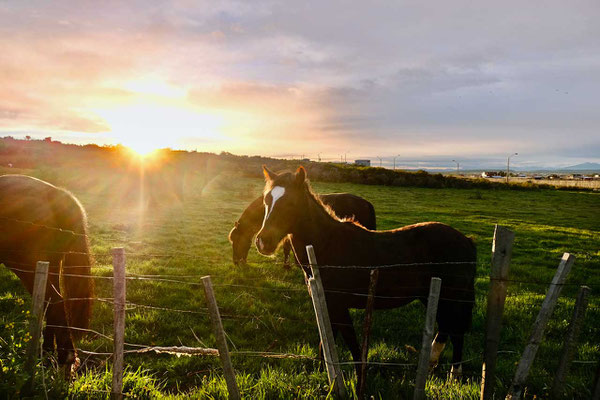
[0,0,599,165]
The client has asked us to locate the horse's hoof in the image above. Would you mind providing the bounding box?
[449,364,462,380]
[62,357,79,380]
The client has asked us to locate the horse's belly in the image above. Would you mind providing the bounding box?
[336,293,419,310]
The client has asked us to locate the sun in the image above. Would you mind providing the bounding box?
[94,103,226,155]
[126,142,160,157]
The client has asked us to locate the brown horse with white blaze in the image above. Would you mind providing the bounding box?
[0,175,94,370]
[255,166,476,380]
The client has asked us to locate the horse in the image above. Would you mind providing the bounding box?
[229,193,376,267]
[255,166,476,381]
[0,175,94,371]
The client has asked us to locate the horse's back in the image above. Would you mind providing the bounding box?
[321,221,476,302]
[0,175,88,250]
[320,193,377,229]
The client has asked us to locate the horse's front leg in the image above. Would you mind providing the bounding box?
[282,239,292,269]
[330,306,360,388]
[44,281,77,369]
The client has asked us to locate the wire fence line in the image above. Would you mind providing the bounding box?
[7,267,600,309]
[6,259,600,292]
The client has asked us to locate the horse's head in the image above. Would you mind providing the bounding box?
[256,165,306,255]
[228,221,251,266]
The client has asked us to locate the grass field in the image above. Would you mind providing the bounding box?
[1,166,599,399]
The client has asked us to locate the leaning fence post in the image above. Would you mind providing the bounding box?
[413,277,442,400]
[358,268,379,399]
[506,253,575,400]
[111,248,126,400]
[550,285,590,399]
[202,275,241,400]
[24,261,50,380]
[306,245,347,398]
[481,225,515,400]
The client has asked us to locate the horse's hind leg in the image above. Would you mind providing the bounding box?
[449,333,465,378]
[282,239,291,269]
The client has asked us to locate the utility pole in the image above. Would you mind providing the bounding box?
[507,153,518,184]
[452,159,459,175]
[393,154,400,170]
[345,151,349,163]
[377,156,382,167]
[318,153,321,162]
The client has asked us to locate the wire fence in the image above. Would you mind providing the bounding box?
[5,257,598,355]
[2,216,600,398]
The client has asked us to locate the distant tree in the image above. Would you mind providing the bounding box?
[44,137,52,142]
[25,135,31,140]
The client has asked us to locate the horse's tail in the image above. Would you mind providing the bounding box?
[365,200,377,230]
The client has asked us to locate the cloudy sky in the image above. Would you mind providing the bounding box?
[1,1,599,168]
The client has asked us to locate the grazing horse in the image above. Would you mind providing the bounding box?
[0,175,94,370]
[255,166,476,380]
[229,193,376,267]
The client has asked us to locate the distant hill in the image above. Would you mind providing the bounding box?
[563,162,600,171]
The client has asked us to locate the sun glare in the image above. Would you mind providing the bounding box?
[94,103,226,155]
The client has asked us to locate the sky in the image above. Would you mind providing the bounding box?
[1,0,599,169]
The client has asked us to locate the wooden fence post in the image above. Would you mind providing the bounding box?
[202,275,241,400]
[358,268,379,399]
[111,248,126,400]
[24,261,50,379]
[306,245,347,398]
[481,225,515,400]
[550,285,590,399]
[413,277,442,400]
[505,253,575,400]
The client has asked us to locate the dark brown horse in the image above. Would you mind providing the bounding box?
[229,193,376,267]
[255,166,476,379]
[0,175,94,370]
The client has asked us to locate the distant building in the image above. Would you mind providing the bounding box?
[354,159,371,166]
[482,171,503,178]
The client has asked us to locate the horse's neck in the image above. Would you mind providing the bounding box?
[290,191,352,263]
[241,196,265,228]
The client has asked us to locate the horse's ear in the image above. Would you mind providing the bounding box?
[234,221,239,228]
[295,166,306,185]
[263,165,278,181]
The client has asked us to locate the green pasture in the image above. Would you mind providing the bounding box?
[1,167,599,399]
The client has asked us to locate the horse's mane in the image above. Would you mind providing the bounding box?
[302,180,367,229]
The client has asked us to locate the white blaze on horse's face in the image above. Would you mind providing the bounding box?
[262,186,286,227]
